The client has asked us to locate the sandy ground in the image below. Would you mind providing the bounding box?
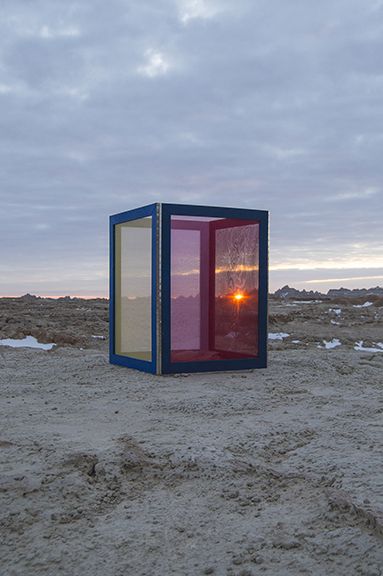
[1,295,383,576]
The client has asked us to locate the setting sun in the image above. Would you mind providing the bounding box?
[234,293,243,300]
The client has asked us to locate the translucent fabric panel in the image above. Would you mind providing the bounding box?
[115,217,152,361]
[170,216,260,363]
[214,221,259,357]
[170,217,217,362]
[171,227,201,351]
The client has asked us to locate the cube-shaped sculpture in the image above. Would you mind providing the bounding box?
[110,203,268,374]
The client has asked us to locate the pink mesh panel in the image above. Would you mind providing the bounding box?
[171,227,201,352]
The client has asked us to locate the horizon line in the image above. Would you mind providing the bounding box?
[1,284,383,300]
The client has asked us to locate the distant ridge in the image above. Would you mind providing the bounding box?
[326,286,383,298]
[271,285,383,300]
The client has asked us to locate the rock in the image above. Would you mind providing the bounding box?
[237,569,253,576]
[274,538,301,550]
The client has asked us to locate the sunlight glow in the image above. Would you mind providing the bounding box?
[305,275,383,284]
[216,264,259,273]
[270,259,383,271]
[173,264,259,277]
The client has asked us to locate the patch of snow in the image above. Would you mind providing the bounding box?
[91,335,106,340]
[353,302,373,308]
[331,320,340,325]
[292,340,300,344]
[0,336,55,350]
[329,308,342,315]
[354,340,383,352]
[268,332,289,340]
[318,339,341,349]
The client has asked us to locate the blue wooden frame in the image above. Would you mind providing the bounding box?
[110,202,268,374]
[109,203,158,374]
[160,203,268,374]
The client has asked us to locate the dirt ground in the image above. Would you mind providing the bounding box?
[1,295,383,576]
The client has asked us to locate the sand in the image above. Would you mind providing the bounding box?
[1,295,383,575]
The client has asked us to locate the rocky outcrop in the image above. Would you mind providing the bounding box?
[271,285,327,300]
[272,285,383,300]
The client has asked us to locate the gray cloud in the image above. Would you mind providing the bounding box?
[1,0,382,295]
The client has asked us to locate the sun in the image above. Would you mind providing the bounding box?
[234,293,243,300]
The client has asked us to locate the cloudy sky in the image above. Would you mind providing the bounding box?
[1,0,383,297]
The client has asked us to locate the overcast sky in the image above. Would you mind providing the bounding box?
[1,0,383,296]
